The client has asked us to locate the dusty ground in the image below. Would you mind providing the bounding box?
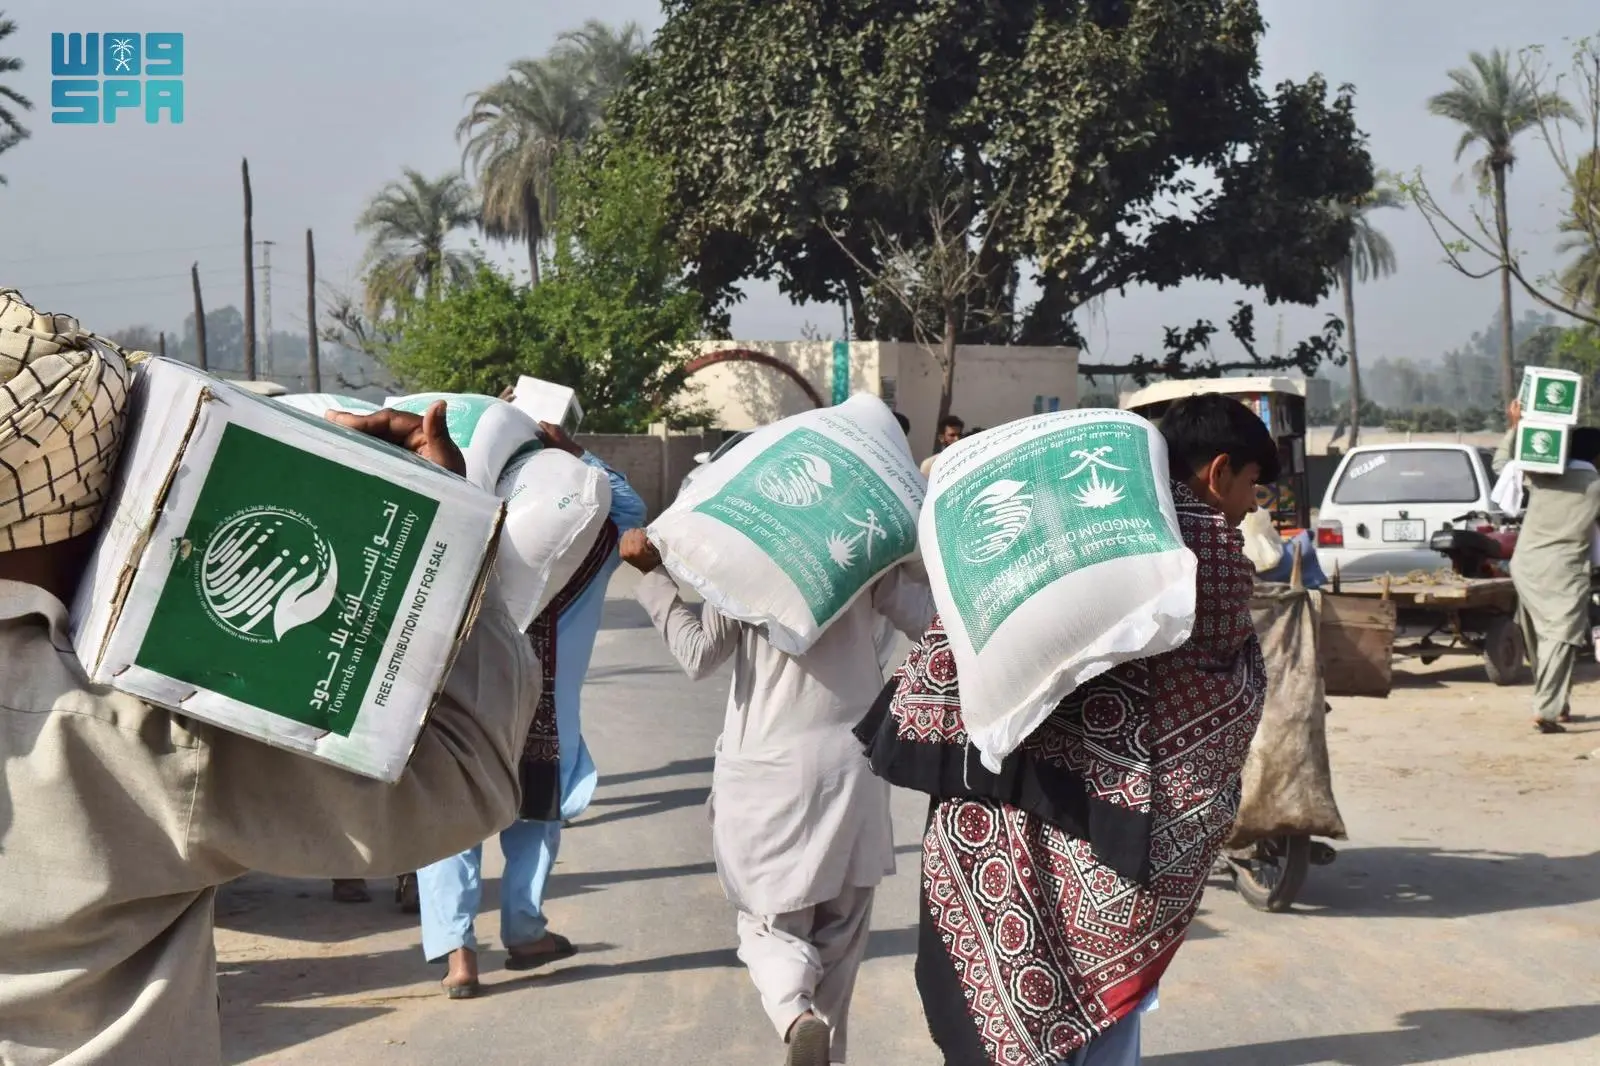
[215,573,1600,1065]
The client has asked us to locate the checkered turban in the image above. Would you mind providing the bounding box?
[0,289,137,551]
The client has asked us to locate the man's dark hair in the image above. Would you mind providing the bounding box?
[1158,393,1281,484]
[940,415,965,433]
[969,426,987,435]
[1572,426,1600,465]
[894,412,911,434]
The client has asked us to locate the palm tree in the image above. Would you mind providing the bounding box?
[1333,179,1402,448]
[357,169,479,314]
[1428,49,1576,403]
[0,11,33,186]
[1557,150,1600,312]
[557,19,649,109]
[457,54,592,285]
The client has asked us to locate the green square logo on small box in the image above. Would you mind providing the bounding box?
[1519,367,1583,424]
[1514,421,1570,474]
[134,424,438,735]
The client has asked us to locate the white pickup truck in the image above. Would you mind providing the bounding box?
[1314,442,1502,581]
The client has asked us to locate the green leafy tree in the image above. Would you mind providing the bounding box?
[357,169,481,314]
[380,266,547,394]
[529,146,704,430]
[1426,48,1576,400]
[1332,174,1402,447]
[611,0,1371,387]
[0,11,32,184]
[381,148,703,430]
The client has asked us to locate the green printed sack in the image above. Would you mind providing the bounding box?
[921,409,1196,769]
[385,393,542,492]
[649,393,924,654]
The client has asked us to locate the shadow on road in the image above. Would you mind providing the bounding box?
[579,785,711,828]
[1293,846,1600,919]
[219,946,422,1064]
[599,757,714,788]
[216,875,419,941]
[1145,1004,1600,1065]
[545,859,718,900]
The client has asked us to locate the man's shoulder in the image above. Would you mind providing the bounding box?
[0,618,201,749]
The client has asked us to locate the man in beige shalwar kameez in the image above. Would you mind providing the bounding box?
[621,529,933,1066]
[1494,401,1600,733]
[0,290,542,1064]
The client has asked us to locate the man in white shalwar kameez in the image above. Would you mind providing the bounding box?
[621,529,933,1066]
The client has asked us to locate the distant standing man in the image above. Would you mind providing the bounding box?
[1494,402,1600,733]
[919,415,965,477]
[417,420,647,996]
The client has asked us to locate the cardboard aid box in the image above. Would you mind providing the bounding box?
[1518,366,1583,425]
[510,375,584,435]
[1513,419,1572,475]
[71,359,507,782]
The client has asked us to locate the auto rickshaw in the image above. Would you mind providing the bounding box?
[1122,375,1311,536]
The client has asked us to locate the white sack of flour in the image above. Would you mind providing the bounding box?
[384,393,542,493]
[921,408,1196,769]
[649,393,923,654]
[494,444,612,629]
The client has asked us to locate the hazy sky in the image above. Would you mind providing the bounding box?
[2,0,1596,370]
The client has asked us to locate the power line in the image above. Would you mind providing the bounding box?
[0,242,241,268]
[18,268,246,291]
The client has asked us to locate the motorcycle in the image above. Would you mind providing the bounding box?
[1427,510,1519,578]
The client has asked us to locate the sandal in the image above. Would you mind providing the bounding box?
[395,873,420,914]
[443,979,480,1000]
[1536,719,1569,734]
[330,879,370,904]
[504,932,578,971]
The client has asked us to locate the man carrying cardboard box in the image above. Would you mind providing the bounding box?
[0,290,543,1065]
[1494,400,1600,734]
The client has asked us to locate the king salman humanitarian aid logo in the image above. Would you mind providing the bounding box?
[1544,381,1571,408]
[755,451,832,508]
[960,479,1035,564]
[198,507,340,643]
[1529,429,1556,456]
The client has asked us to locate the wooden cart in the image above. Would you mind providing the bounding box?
[1326,572,1523,686]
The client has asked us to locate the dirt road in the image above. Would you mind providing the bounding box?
[215,577,1600,1064]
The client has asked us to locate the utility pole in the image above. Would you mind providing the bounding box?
[259,239,276,378]
[158,332,166,358]
[191,262,208,370]
[306,229,321,393]
[242,158,257,380]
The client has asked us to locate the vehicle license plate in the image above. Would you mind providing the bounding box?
[1383,519,1424,542]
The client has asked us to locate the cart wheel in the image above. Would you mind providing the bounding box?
[1228,835,1311,913]
[1482,615,1527,686]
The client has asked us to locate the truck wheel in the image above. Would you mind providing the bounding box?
[1483,615,1527,686]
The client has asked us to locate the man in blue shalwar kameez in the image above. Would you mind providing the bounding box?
[417,421,646,998]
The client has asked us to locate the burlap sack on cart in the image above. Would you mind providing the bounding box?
[1227,585,1348,847]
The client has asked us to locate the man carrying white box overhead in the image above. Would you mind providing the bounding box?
[1494,398,1600,734]
[0,289,543,1065]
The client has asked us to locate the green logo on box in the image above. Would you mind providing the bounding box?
[135,424,439,735]
[933,420,1181,652]
[694,427,916,625]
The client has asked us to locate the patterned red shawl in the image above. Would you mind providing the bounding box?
[860,483,1265,1065]
[519,518,619,822]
